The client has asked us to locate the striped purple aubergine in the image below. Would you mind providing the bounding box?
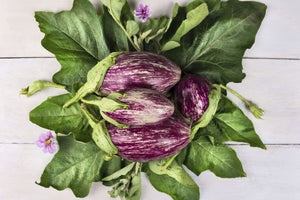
[107,114,190,162]
[174,75,212,123]
[99,52,181,94]
[104,88,174,126]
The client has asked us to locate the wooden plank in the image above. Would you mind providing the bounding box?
[0,0,299,58]
[0,58,299,144]
[0,144,299,200]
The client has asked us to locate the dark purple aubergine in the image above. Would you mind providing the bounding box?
[104,88,174,126]
[107,114,190,162]
[99,52,181,94]
[174,75,212,123]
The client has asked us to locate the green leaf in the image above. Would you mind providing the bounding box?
[101,160,132,187]
[102,7,131,51]
[30,94,92,142]
[146,161,199,200]
[35,0,111,90]
[102,162,135,181]
[198,95,266,149]
[101,0,140,51]
[164,0,267,85]
[101,0,126,21]
[161,2,209,51]
[126,20,139,36]
[140,16,169,43]
[191,84,221,139]
[126,172,142,200]
[101,0,134,23]
[202,0,221,12]
[184,136,246,178]
[149,160,196,187]
[38,135,122,197]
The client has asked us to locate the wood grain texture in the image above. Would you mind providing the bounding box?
[1,0,300,199]
[1,144,299,200]
[0,0,300,58]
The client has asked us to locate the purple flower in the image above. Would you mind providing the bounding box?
[134,3,151,22]
[36,131,56,153]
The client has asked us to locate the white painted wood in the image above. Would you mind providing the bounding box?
[0,144,299,200]
[0,0,300,58]
[0,0,299,199]
[1,58,299,144]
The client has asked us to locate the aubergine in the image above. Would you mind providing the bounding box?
[104,88,174,126]
[174,75,212,123]
[107,114,190,162]
[99,51,181,94]
[63,51,181,108]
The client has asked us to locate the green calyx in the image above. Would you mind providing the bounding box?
[63,51,124,108]
[81,104,118,156]
[101,111,130,129]
[81,93,130,128]
[82,92,129,113]
[20,80,65,97]
[191,84,221,140]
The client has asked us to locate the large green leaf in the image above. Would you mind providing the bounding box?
[35,0,110,90]
[198,95,266,149]
[101,0,140,51]
[38,135,122,197]
[164,0,266,85]
[30,94,92,142]
[146,161,199,200]
[184,136,246,178]
[161,1,209,51]
[102,7,131,51]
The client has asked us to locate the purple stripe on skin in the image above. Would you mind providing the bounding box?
[108,114,190,162]
[104,88,174,126]
[99,52,181,94]
[175,75,212,123]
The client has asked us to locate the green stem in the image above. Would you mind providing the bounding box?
[219,84,264,119]
[154,39,162,54]
[80,104,98,128]
[20,80,66,97]
[109,2,141,51]
[219,84,250,106]
[43,82,66,89]
[161,153,179,171]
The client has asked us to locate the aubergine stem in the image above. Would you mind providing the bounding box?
[80,104,98,128]
[107,1,141,51]
[20,80,65,97]
[81,96,130,129]
[81,103,119,159]
[161,152,179,171]
[219,84,264,119]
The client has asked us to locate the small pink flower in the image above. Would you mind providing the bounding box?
[36,131,56,154]
[134,3,151,22]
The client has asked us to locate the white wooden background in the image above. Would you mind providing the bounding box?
[0,0,300,199]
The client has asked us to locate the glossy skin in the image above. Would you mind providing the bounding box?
[108,114,190,162]
[99,52,181,94]
[175,75,211,123]
[104,88,174,126]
